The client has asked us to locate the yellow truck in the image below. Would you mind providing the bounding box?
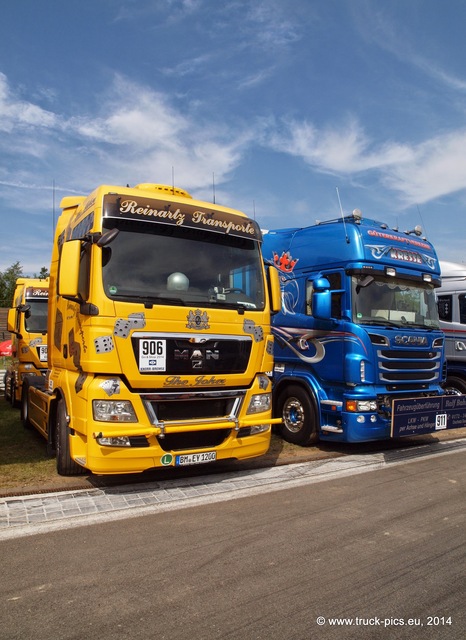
[5,278,49,407]
[22,183,281,475]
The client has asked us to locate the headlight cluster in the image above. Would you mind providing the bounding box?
[93,400,137,422]
[346,400,378,412]
[246,393,272,414]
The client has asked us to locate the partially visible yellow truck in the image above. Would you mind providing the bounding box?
[5,278,49,407]
[22,182,281,475]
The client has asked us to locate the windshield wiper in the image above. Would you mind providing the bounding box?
[112,293,186,306]
[358,318,401,328]
[404,322,437,330]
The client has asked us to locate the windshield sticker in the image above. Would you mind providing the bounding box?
[94,335,115,353]
[243,319,264,342]
[114,313,146,338]
[186,309,210,330]
[367,228,430,250]
[103,194,260,241]
[367,244,437,270]
[25,287,48,298]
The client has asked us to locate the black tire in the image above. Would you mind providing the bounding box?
[276,384,319,446]
[444,376,466,395]
[20,379,33,429]
[10,378,19,408]
[56,399,87,476]
[4,372,11,402]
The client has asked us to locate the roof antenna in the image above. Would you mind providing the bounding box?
[336,187,350,243]
[172,166,175,194]
[212,172,216,204]
[416,204,428,238]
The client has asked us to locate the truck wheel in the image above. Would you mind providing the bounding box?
[276,385,319,446]
[56,399,87,476]
[20,379,33,429]
[444,376,466,395]
[4,373,11,402]
[10,379,19,408]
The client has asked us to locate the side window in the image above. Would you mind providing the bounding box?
[459,295,466,325]
[437,295,452,322]
[327,272,343,319]
[78,244,91,301]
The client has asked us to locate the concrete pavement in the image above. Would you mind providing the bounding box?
[2,436,465,540]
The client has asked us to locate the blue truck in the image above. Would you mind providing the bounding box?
[262,209,466,444]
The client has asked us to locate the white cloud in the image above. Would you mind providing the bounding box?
[384,130,466,205]
[267,117,413,174]
[0,72,57,133]
[0,72,252,199]
[266,116,466,207]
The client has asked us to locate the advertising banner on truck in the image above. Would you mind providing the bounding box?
[391,395,466,437]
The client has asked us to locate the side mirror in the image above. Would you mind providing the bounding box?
[7,308,18,334]
[311,277,331,319]
[312,290,332,319]
[58,240,81,298]
[268,266,282,313]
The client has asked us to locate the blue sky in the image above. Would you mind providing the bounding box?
[1,0,466,275]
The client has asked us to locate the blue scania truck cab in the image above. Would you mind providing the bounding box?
[263,209,466,444]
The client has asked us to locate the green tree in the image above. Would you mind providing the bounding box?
[34,266,50,279]
[0,262,24,307]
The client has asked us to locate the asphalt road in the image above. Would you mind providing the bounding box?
[1,448,465,640]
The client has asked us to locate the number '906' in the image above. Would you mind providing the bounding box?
[141,340,164,356]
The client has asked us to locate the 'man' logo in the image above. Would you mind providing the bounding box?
[174,348,220,369]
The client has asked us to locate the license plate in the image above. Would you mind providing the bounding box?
[175,452,217,466]
[435,413,447,430]
[139,338,166,372]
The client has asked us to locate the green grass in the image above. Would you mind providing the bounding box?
[0,396,56,489]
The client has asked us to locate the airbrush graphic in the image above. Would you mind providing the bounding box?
[272,250,298,273]
[273,326,364,364]
[366,244,437,270]
[271,251,300,317]
[270,250,363,364]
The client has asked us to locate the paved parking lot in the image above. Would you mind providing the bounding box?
[2,436,465,540]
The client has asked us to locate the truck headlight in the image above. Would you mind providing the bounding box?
[247,393,272,414]
[96,436,131,447]
[346,400,377,412]
[93,400,137,422]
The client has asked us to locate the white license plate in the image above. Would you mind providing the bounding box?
[175,452,217,466]
[139,338,166,372]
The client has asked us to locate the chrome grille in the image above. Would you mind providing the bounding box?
[377,349,441,383]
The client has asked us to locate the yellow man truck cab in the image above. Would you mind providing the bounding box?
[22,183,281,475]
[5,278,49,407]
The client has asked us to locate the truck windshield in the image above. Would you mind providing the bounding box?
[351,275,439,329]
[24,299,48,333]
[102,219,265,310]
